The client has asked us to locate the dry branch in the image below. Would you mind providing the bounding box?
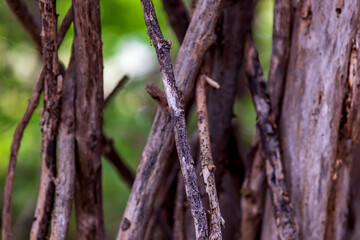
[50,52,76,240]
[244,35,298,240]
[30,0,60,239]
[196,75,223,239]
[161,0,190,43]
[72,0,105,238]
[140,0,208,238]
[102,135,135,188]
[2,8,74,240]
[117,0,223,238]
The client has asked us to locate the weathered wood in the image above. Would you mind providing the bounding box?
[276,1,360,239]
[117,0,224,238]
[30,0,60,239]
[72,0,105,238]
[245,35,298,240]
[50,53,76,240]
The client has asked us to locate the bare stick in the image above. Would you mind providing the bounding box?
[50,52,76,240]
[102,135,135,188]
[161,0,190,43]
[104,75,129,106]
[5,0,42,50]
[140,0,208,238]
[244,35,298,240]
[196,74,224,239]
[145,82,167,107]
[30,0,60,239]
[57,5,74,48]
[118,0,223,238]
[2,11,74,240]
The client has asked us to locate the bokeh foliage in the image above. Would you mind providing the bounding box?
[0,0,273,238]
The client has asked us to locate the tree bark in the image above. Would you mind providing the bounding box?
[72,0,105,239]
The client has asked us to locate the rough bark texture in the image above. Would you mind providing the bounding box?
[174,172,185,240]
[273,1,360,239]
[161,0,190,43]
[245,35,298,240]
[117,0,223,238]
[30,0,60,239]
[72,0,105,239]
[196,75,223,240]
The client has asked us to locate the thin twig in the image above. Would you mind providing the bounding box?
[145,82,167,107]
[118,0,223,238]
[102,135,135,188]
[244,35,298,240]
[140,0,208,238]
[57,5,74,48]
[196,74,224,239]
[203,75,220,89]
[30,0,60,239]
[5,0,42,50]
[104,75,129,106]
[50,51,76,240]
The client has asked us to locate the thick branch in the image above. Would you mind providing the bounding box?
[50,52,76,240]
[244,35,298,240]
[196,74,223,239]
[161,0,190,43]
[30,0,60,239]
[102,135,135,188]
[140,0,208,238]
[117,0,223,239]
[72,0,105,238]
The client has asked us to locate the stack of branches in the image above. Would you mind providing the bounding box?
[2,0,299,239]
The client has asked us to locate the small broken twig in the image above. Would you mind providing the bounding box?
[204,75,220,89]
[104,75,129,106]
[139,0,208,238]
[244,34,298,240]
[102,135,135,188]
[196,74,224,239]
[145,82,167,108]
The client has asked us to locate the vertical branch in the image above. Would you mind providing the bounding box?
[30,0,60,239]
[244,35,298,240]
[72,0,105,238]
[139,0,208,238]
[50,53,76,240]
[196,75,224,239]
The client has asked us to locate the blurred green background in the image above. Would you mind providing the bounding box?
[0,0,273,238]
